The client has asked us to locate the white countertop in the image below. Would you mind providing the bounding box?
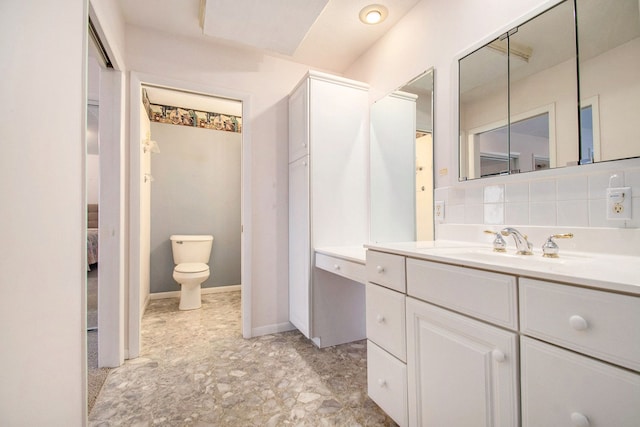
[315,246,367,264]
[365,241,640,296]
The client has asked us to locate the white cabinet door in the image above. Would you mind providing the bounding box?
[289,156,310,337]
[309,77,369,248]
[406,297,519,427]
[289,79,308,163]
[521,337,640,427]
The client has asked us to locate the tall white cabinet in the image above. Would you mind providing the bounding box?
[288,71,369,347]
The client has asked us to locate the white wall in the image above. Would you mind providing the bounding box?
[149,122,241,293]
[346,0,639,230]
[0,0,86,424]
[125,25,310,333]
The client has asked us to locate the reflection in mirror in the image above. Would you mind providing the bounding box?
[370,69,434,242]
[509,0,577,173]
[459,0,579,180]
[459,39,509,179]
[577,0,640,163]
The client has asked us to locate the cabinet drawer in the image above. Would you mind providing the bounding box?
[521,337,640,427]
[366,251,406,292]
[366,284,406,361]
[315,253,366,284]
[367,340,408,427]
[406,259,518,330]
[520,278,640,371]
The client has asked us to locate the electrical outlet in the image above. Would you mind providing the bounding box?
[606,187,632,220]
[435,201,445,222]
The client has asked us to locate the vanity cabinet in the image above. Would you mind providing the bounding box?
[366,251,408,426]
[521,336,639,427]
[519,278,640,426]
[365,247,640,427]
[405,260,519,427]
[406,297,519,427]
[288,71,369,347]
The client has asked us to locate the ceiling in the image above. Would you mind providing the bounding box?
[117,0,421,73]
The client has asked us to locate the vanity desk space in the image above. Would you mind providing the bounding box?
[314,246,367,285]
[364,240,640,427]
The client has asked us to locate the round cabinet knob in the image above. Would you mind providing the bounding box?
[333,264,340,270]
[492,349,506,363]
[377,379,387,387]
[569,315,589,331]
[376,314,385,323]
[570,412,590,427]
[376,265,384,273]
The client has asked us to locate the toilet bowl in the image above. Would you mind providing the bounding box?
[170,235,214,310]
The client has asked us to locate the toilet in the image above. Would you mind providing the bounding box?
[170,234,214,310]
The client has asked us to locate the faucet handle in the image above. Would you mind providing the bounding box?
[484,230,507,252]
[542,233,574,258]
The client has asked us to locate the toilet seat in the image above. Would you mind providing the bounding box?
[174,262,209,274]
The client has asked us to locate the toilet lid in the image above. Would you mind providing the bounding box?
[175,262,209,273]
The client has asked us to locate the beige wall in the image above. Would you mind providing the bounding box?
[0,0,86,424]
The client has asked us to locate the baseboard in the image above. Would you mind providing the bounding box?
[251,321,297,337]
[149,284,241,300]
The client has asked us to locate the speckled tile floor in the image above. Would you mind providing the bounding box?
[89,291,397,426]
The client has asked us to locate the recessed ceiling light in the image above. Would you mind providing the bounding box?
[359,4,388,25]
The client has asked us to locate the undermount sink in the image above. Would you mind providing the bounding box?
[419,246,591,266]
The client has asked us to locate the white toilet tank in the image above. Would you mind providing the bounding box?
[170,235,214,264]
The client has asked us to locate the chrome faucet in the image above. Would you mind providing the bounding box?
[500,227,533,255]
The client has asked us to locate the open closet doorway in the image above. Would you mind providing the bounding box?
[86,14,127,412]
[128,74,252,358]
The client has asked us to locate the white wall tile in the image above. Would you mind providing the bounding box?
[530,201,557,225]
[465,186,484,205]
[530,179,556,202]
[447,204,465,224]
[557,200,589,226]
[505,182,529,203]
[484,184,505,203]
[624,168,640,191]
[484,203,504,225]
[464,203,484,224]
[449,187,466,205]
[588,170,624,199]
[505,202,529,225]
[556,175,588,201]
[588,199,622,227]
[627,197,639,228]
[434,187,448,204]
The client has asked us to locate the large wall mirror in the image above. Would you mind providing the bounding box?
[370,69,434,242]
[459,0,640,181]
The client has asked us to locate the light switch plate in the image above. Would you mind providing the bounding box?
[606,187,632,220]
[435,201,445,222]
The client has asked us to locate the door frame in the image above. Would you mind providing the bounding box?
[127,72,252,357]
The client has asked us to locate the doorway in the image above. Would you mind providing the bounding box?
[128,74,252,358]
[143,85,242,303]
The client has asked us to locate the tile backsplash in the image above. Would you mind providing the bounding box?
[435,163,640,229]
